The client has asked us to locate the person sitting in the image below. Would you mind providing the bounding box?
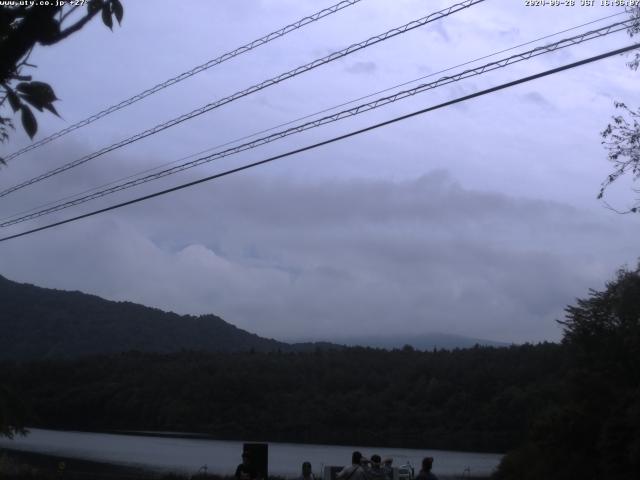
[414,457,438,480]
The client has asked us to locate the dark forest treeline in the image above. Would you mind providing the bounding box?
[2,266,638,480]
[493,265,640,480]
[1,343,566,453]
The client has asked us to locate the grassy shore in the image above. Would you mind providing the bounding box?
[0,449,202,480]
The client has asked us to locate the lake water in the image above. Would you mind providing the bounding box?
[0,429,503,478]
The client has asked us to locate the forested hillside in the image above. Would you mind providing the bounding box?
[0,275,287,359]
[0,275,498,359]
[2,343,565,453]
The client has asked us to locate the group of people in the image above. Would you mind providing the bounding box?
[235,449,438,480]
[335,451,438,480]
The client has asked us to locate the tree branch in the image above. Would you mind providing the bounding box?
[0,6,61,84]
[50,7,101,43]
[601,198,638,214]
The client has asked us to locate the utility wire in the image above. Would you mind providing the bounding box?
[1,0,364,162]
[0,0,485,199]
[1,43,637,244]
[2,10,625,225]
[1,18,633,228]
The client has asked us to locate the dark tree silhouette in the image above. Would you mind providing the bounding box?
[494,263,640,480]
[0,0,123,157]
[0,384,27,439]
[0,0,123,438]
[600,6,640,213]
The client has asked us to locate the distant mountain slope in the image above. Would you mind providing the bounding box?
[0,274,506,360]
[0,274,288,360]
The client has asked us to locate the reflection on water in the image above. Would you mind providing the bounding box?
[0,429,503,478]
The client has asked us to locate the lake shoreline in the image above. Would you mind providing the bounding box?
[22,426,504,456]
[0,449,491,480]
[0,429,498,479]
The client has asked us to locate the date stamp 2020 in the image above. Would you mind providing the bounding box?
[525,0,640,6]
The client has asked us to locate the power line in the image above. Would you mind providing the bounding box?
[2,18,630,225]
[0,0,486,199]
[2,10,625,225]
[1,18,633,228]
[1,43,637,244]
[1,0,364,162]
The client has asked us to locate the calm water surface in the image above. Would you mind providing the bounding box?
[0,429,503,478]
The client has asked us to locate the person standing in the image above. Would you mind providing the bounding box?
[382,458,393,480]
[414,457,438,480]
[235,451,257,480]
[366,455,389,480]
[337,451,368,480]
[299,461,316,480]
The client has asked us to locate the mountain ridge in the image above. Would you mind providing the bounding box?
[1,274,506,360]
[0,274,290,360]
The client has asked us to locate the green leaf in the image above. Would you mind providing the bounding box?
[15,81,60,118]
[43,102,60,118]
[112,0,123,24]
[6,89,21,112]
[20,105,37,139]
[102,3,113,29]
[20,94,44,112]
[16,81,58,105]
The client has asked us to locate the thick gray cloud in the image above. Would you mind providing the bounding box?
[0,0,639,345]
[1,169,637,343]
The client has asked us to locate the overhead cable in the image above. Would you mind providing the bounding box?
[1,43,638,243]
[0,0,485,198]
[2,10,624,224]
[0,18,633,227]
[1,0,365,162]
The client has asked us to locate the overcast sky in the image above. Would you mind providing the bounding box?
[1,0,639,343]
